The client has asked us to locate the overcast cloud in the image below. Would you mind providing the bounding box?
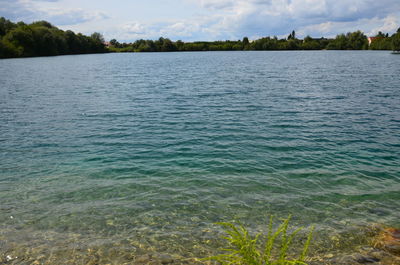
[0,0,399,41]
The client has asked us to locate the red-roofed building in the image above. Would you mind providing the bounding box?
[367,37,383,46]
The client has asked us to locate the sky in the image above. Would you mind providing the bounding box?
[1,0,400,42]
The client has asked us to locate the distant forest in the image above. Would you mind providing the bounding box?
[110,29,400,53]
[1,17,400,59]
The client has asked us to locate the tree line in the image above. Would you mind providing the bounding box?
[1,16,400,59]
[109,29,400,52]
[0,17,107,58]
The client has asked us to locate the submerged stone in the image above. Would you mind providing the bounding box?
[355,255,380,264]
[135,254,152,263]
[157,253,174,264]
[374,227,400,255]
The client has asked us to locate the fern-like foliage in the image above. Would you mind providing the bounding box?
[208,215,314,265]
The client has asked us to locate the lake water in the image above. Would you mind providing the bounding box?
[0,51,399,264]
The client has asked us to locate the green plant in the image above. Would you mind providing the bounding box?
[208,215,314,265]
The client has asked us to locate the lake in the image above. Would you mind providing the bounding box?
[0,51,399,264]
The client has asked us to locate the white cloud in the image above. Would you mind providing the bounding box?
[36,7,109,25]
[1,0,399,41]
[177,0,400,40]
[297,14,400,38]
[122,23,146,34]
[0,0,109,26]
[368,15,400,36]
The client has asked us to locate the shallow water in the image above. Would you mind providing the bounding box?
[0,51,399,263]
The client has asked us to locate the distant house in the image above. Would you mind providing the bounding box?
[367,37,383,46]
[103,41,111,47]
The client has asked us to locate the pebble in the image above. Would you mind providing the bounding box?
[158,254,174,264]
[135,254,152,263]
[355,255,380,264]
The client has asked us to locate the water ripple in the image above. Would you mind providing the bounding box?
[0,51,399,262]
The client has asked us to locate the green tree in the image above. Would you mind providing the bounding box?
[161,38,176,51]
[3,25,35,56]
[286,39,299,49]
[376,31,385,37]
[0,38,21,58]
[90,32,105,43]
[302,36,321,50]
[0,18,108,58]
[287,30,296,40]
[32,26,58,55]
[65,30,80,54]
[109,38,121,48]
[327,34,348,50]
[392,32,400,51]
[175,40,184,51]
[0,17,16,36]
[347,30,367,50]
[242,36,250,50]
[30,20,53,28]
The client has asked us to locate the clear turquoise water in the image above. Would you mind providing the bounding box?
[0,51,399,263]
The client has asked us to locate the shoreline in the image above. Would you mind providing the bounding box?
[0,49,396,60]
[1,221,399,264]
